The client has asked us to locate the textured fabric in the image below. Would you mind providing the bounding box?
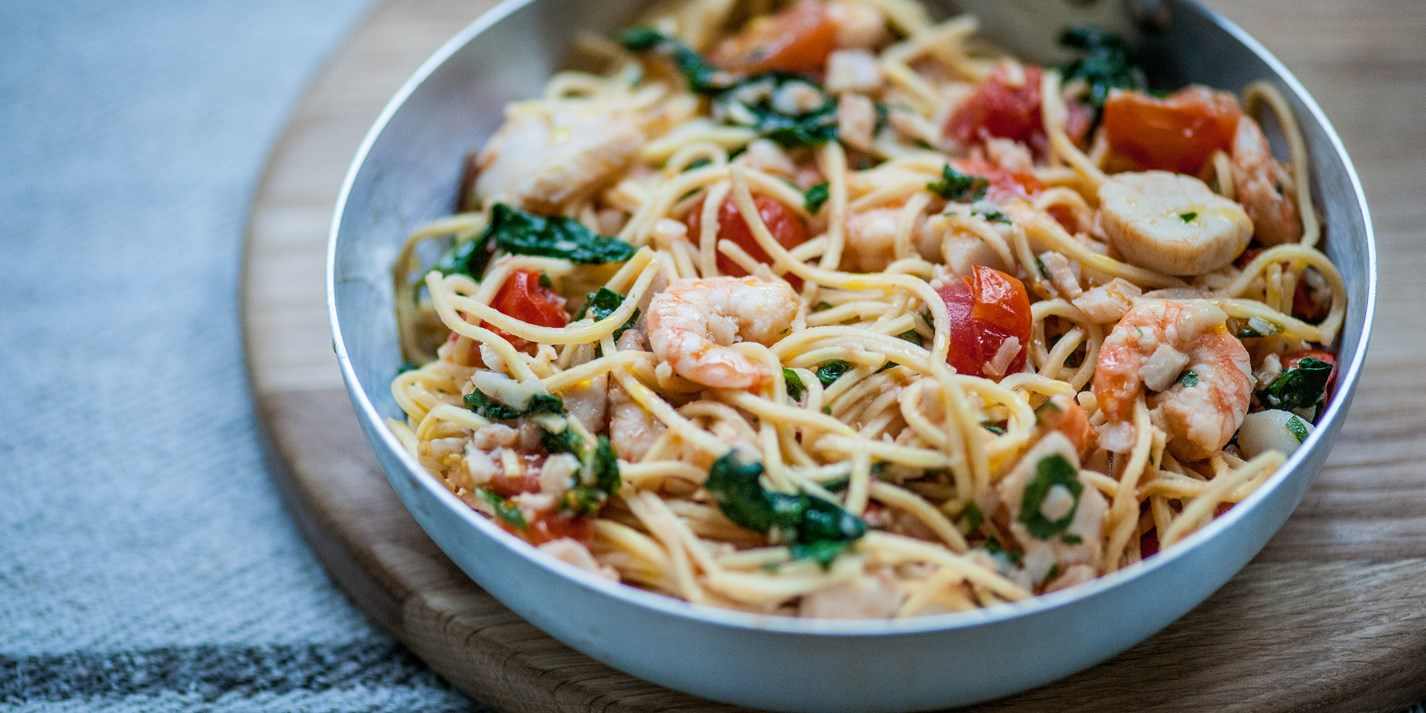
[0,1,476,710]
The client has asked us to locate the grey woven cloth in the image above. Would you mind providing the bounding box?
[0,1,477,710]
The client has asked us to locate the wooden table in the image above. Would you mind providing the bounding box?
[241,1,1426,710]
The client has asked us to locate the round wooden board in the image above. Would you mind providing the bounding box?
[241,1,1426,710]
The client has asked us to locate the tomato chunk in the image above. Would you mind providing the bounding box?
[944,65,1045,148]
[488,269,569,352]
[686,194,808,285]
[954,157,1045,202]
[499,509,591,546]
[1103,86,1242,174]
[483,453,548,498]
[937,266,1032,380]
[710,0,837,74]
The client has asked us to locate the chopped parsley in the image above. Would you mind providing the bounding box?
[474,487,527,529]
[958,502,984,532]
[543,427,622,516]
[1180,211,1198,223]
[976,207,1012,224]
[927,164,989,202]
[782,368,806,401]
[816,360,851,387]
[1259,357,1333,412]
[1018,454,1084,540]
[464,389,564,421]
[1236,316,1283,339]
[1285,414,1311,443]
[1058,25,1147,126]
[1179,370,1200,388]
[898,329,925,347]
[575,287,639,340]
[804,181,830,214]
[705,451,867,569]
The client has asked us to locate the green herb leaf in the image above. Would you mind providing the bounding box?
[1045,562,1062,583]
[1060,533,1083,545]
[789,540,853,569]
[1179,211,1198,223]
[464,389,565,420]
[705,451,866,568]
[782,368,806,400]
[537,273,554,289]
[486,204,636,264]
[545,427,622,515]
[983,423,1006,435]
[618,27,727,93]
[1034,255,1051,281]
[1260,357,1332,412]
[1236,316,1284,339]
[897,329,925,348]
[575,287,639,340]
[1018,454,1084,540]
[717,73,839,148]
[976,208,1012,224]
[813,300,834,312]
[429,232,494,280]
[475,488,527,529]
[958,502,983,532]
[1285,414,1311,443]
[1179,370,1200,388]
[683,157,713,172]
[927,164,989,202]
[1058,26,1147,126]
[984,537,1023,567]
[816,360,851,387]
[804,181,830,214]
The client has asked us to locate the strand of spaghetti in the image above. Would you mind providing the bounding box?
[1161,451,1285,548]
[1103,401,1154,571]
[619,460,706,488]
[610,367,726,454]
[591,519,677,593]
[1041,69,1107,186]
[438,249,657,345]
[1007,203,1185,289]
[868,480,968,552]
[1218,243,1346,343]
[621,493,712,604]
[1243,82,1321,247]
[861,531,1030,601]
[425,272,539,383]
[896,565,972,617]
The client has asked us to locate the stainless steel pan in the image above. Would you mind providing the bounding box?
[328,2,1375,709]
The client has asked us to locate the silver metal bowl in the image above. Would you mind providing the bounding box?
[328,1,1376,710]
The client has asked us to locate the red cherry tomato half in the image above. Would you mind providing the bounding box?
[1102,86,1242,174]
[944,65,1045,148]
[686,194,809,285]
[488,269,569,352]
[937,266,1032,380]
[710,0,838,74]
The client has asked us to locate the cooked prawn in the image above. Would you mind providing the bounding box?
[646,277,798,390]
[1094,301,1252,461]
[1037,393,1095,455]
[473,103,644,213]
[843,207,903,272]
[1098,171,1252,275]
[1230,116,1303,246]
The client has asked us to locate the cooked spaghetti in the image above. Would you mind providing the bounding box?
[387,0,1345,618]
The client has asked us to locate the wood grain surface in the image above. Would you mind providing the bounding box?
[240,1,1426,710]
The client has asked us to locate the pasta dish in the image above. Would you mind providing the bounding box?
[388,0,1344,618]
